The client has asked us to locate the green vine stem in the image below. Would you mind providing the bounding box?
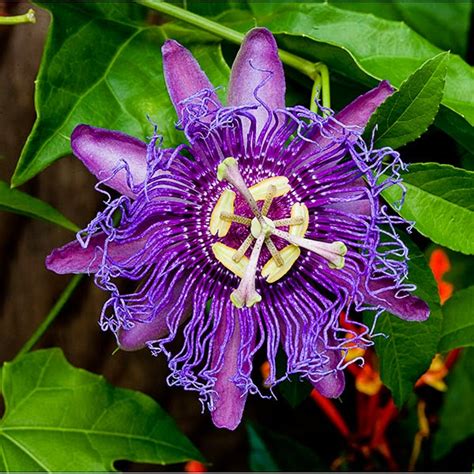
[0,9,36,26]
[136,0,322,81]
[310,63,331,113]
[15,274,83,359]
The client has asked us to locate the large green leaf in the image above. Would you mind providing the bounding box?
[238,2,474,150]
[0,180,78,231]
[0,349,202,472]
[432,348,474,460]
[393,1,471,58]
[367,236,442,406]
[12,2,229,187]
[247,423,326,472]
[382,163,474,255]
[438,286,474,353]
[329,1,472,57]
[366,52,448,149]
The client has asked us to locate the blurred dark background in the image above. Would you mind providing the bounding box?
[1,1,472,472]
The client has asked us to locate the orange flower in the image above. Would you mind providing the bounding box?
[185,461,207,473]
[416,354,448,392]
[355,363,383,396]
[429,248,453,304]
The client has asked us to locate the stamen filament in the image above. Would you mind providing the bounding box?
[220,212,252,226]
[261,185,276,216]
[272,228,347,269]
[233,234,255,263]
[230,233,266,308]
[273,217,305,227]
[265,237,283,267]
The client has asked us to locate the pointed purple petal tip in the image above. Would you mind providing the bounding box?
[71,124,147,198]
[162,38,220,123]
[227,26,285,116]
[363,277,431,322]
[161,38,183,56]
[336,80,395,129]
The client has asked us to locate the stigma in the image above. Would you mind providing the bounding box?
[211,158,347,308]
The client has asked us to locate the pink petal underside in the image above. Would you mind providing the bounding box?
[211,311,250,430]
[312,370,346,399]
[363,277,430,322]
[118,276,193,351]
[306,81,394,215]
[311,338,346,398]
[306,80,394,151]
[45,233,146,275]
[227,28,285,128]
[335,80,394,129]
[162,39,221,122]
[71,125,147,199]
[323,178,371,216]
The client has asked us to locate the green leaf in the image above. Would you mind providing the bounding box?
[367,235,442,406]
[0,181,78,232]
[275,351,312,408]
[382,163,474,255]
[278,377,312,409]
[439,286,474,353]
[239,2,474,150]
[247,423,326,472]
[432,348,474,460]
[328,1,472,57]
[247,424,280,472]
[393,1,472,58]
[0,349,202,471]
[366,52,448,149]
[12,2,229,187]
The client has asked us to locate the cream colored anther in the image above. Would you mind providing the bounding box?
[249,176,291,201]
[210,190,236,237]
[212,242,249,278]
[261,245,301,283]
[289,203,309,237]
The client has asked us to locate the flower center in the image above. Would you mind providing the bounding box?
[210,157,347,308]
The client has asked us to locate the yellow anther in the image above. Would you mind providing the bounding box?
[249,176,291,201]
[212,242,249,278]
[209,190,236,237]
[289,203,309,237]
[261,245,301,283]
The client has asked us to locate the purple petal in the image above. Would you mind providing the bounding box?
[363,277,430,321]
[118,278,193,351]
[300,81,394,159]
[72,125,147,198]
[227,28,285,124]
[335,80,394,129]
[211,314,248,430]
[162,40,221,122]
[311,338,345,398]
[324,178,371,216]
[46,233,146,275]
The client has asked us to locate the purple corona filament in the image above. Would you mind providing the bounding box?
[46,28,430,430]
